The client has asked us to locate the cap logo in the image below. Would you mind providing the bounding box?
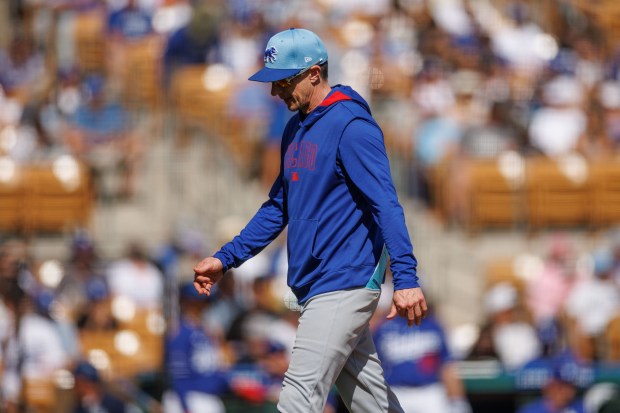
[264,46,278,63]
[304,57,312,62]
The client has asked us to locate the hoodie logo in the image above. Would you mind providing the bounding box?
[284,142,318,177]
[264,46,278,63]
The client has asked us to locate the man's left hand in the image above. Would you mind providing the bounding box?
[387,287,428,327]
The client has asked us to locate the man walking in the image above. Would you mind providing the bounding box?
[194,28,427,413]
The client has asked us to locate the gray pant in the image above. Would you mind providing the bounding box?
[277,288,404,413]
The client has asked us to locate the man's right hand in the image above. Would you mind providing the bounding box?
[193,256,224,296]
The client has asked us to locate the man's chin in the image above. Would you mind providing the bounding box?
[283,99,297,111]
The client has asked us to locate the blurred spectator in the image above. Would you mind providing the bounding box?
[75,277,118,331]
[72,360,127,413]
[55,229,104,317]
[466,321,498,362]
[225,276,293,406]
[1,286,70,411]
[154,226,208,333]
[227,275,296,355]
[528,75,587,158]
[0,30,48,103]
[525,234,578,355]
[162,3,222,90]
[481,56,513,104]
[517,352,591,413]
[219,12,268,78]
[63,73,143,199]
[448,69,487,128]
[227,338,288,406]
[459,101,519,159]
[106,242,164,311]
[594,81,620,153]
[428,0,473,40]
[49,67,83,119]
[163,282,229,413]
[0,31,54,163]
[484,1,550,77]
[572,36,605,92]
[469,282,541,370]
[203,270,245,340]
[0,241,28,413]
[564,248,620,361]
[106,0,153,41]
[0,105,45,163]
[412,57,455,119]
[373,290,472,413]
[34,68,83,157]
[214,215,276,308]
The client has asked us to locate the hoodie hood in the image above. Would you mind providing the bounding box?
[301,84,372,127]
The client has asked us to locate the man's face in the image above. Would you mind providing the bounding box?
[270,68,314,114]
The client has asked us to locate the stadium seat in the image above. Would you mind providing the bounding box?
[79,326,163,380]
[25,162,93,233]
[0,165,26,232]
[524,156,591,230]
[74,10,106,72]
[590,160,620,227]
[169,65,259,168]
[465,159,524,232]
[484,256,525,293]
[22,378,57,413]
[116,36,164,110]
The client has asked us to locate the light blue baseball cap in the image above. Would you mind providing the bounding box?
[249,28,328,82]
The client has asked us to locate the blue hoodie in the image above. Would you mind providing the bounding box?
[214,85,419,304]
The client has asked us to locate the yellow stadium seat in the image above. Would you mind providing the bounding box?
[590,160,620,227]
[466,159,523,232]
[0,166,26,232]
[524,157,591,230]
[25,163,93,233]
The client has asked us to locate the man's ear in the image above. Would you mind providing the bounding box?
[309,65,322,84]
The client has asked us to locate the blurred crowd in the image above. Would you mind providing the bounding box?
[3,0,620,412]
[2,0,620,217]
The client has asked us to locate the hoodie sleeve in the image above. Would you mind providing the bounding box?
[338,118,420,291]
[213,175,287,271]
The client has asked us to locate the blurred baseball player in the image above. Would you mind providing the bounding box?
[373,301,472,413]
[194,28,427,413]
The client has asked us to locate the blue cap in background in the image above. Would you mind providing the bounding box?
[86,277,109,301]
[74,360,101,383]
[179,281,209,302]
[249,28,328,82]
